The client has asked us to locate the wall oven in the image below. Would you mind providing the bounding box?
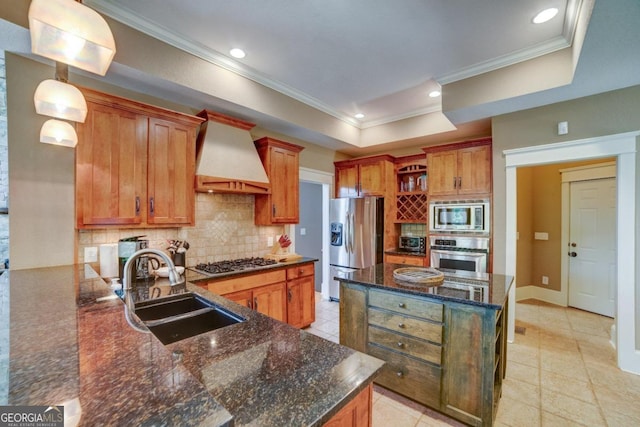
[430,235,489,273]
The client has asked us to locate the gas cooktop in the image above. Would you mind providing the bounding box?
[193,257,278,276]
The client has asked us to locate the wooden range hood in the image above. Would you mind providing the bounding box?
[195,110,271,194]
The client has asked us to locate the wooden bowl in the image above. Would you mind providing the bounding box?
[393,267,444,287]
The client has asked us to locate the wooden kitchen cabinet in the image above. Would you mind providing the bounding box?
[147,117,197,226]
[384,253,427,267]
[76,101,148,227]
[286,263,316,328]
[323,383,372,427]
[224,282,287,323]
[334,155,394,198]
[204,262,316,327]
[254,137,304,225]
[425,138,491,197]
[76,88,203,229]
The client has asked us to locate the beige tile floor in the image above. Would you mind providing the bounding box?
[305,294,640,427]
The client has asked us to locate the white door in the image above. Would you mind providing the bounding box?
[568,178,616,317]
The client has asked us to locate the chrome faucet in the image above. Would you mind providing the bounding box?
[122,248,184,293]
[122,248,184,332]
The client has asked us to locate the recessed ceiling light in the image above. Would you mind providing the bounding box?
[533,7,558,24]
[354,113,365,119]
[229,48,246,59]
[428,90,441,98]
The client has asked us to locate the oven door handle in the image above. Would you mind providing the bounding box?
[431,250,487,258]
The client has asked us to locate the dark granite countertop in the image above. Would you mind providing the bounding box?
[335,263,514,310]
[384,249,427,257]
[1,262,383,426]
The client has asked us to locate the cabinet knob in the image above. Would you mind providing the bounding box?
[398,323,405,328]
[396,371,404,378]
[398,302,406,308]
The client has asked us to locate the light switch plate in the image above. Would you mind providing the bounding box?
[300,227,306,236]
[534,232,549,240]
[84,246,98,263]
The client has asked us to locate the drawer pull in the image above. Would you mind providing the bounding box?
[397,342,404,348]
[396,371,404,378]
[398,303,406,308]
[398,323,405,328]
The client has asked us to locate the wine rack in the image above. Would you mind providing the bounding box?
[396,194,428,222]
[396,161,428,223]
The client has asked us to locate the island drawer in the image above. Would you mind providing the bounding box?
[368,325,442,365]
[368,308,442,343]
[369,289,443,322]
[368,344,441,408]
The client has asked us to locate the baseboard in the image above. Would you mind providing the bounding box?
[516,285,567,306]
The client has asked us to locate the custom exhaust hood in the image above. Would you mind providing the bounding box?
[195,110,271,194]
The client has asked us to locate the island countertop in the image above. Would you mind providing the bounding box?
[0,263,383,426]
[335,263,514,309]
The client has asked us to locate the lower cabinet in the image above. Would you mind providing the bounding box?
[286,263,316,328]
[340,282,506,427]
[384,253,427,267]
[225,282,287,323]
[323,383,372,427]
[201,262,315,327]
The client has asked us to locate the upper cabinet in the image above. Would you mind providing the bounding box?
[254,137,304,225]
[75,88,203,229]
[424,138,492,197]
[334,155,394,198]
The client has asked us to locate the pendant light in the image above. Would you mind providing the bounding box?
[39,119,78,148]
[28,0,116,76]
[34,79,87,122]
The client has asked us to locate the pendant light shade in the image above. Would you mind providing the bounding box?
[40,119,78,148]
[34,79,87,122]
[28,0,116,76]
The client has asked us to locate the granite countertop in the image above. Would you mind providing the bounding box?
[384,249,426,257]
[335,263,514,310]
[1,261,383,426]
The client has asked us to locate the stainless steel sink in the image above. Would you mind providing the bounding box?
[134,293,244,344]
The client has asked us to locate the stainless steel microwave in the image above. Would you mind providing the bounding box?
[430,201,489,233]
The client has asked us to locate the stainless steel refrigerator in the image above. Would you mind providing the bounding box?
[329,197,384,300]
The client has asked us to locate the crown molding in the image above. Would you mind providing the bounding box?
[86,0,583,129]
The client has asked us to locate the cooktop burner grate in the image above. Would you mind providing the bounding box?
[195,257,277,275]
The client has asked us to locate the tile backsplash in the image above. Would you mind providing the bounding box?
[400,223,427,236]
[78,193,285,273]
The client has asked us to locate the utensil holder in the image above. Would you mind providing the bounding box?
[172,252,185,267]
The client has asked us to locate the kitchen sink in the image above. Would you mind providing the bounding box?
[133,293,245,344]
[134,293,215,321]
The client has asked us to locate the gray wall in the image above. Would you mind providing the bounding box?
[297,181,323,290]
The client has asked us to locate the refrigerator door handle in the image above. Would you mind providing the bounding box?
[344,211,352,253]
[349,211,355,254]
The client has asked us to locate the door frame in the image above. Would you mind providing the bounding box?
[504,131,640,375]
[560,162,616,315]
[296,167,334,301]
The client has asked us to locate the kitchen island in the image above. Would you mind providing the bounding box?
[336,264,514,427]
[0,263,383,426]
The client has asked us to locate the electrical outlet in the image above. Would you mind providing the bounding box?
[84,246,98,263]
[267,236,274,247]
[542,275,549,285]
[300,227,307,236]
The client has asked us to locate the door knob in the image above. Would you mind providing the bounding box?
[568,251,577,257]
